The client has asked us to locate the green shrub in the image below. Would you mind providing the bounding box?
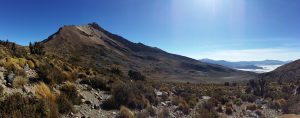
[233,99,242,106]
[219,96,229,105]
[241,94,256,103]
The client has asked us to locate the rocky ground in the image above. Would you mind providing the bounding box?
[0,80,297,118]
[0,67,296,118]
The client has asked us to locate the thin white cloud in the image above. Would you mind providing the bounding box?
[197,48,300,61]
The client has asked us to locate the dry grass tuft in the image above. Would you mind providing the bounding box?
[13,76,28,88]
[119,106,135,118]
[35,82,56,102]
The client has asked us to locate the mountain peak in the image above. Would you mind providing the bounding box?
[87,22,104,31]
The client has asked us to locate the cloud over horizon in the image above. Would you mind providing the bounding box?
[196,48,300,61]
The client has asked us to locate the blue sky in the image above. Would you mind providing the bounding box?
[0,0,300,61]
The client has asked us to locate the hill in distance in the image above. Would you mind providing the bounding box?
[260,59,300,82]
[40,23,255,83]
[200,58,289,72]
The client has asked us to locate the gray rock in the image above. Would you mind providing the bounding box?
[7,71,15,84]
[93,104,100,109]
[69,112,74,116]
[85,100,92,105]
[81,99,86,103]
[202,96,211,100]
[161,102,167,106]
[22,86,31,93]
[249,112,258,118]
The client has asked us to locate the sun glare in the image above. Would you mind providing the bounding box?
[194,0,222,14]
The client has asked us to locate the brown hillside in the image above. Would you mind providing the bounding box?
[261,59,300,82]
[42,23,255,83]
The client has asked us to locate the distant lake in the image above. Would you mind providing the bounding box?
[236,65,283,73]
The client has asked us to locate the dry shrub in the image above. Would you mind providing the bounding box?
[216,105,223,112]
[225,107,233,115]
[63,71,76,82]
[178,99,189,115]
[57,94,74,114]
[102,82,156,110]
[0,57,22,73]
[0,85,3,95]
[80,77,110,91]
[119,106,135,118]
[269,99,286,111]
[0,93,49,118]
[255,110,263,116]
[172,96,183,106]
[194,101,218,118]
[282,95,300,114]
[27,60,35,68]
[13,76,28,88]
[146,106,156,117]
[18,58,26,67]
[246,104,257,111]
[135,105,156,118]
[158,107,170,118]
[60,81,81,105]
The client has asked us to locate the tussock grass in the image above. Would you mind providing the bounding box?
[119,106,135,118]
[34,82,60,117]
[35,82,56,102]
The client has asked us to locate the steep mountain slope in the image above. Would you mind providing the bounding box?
[41,23,255,83]
[260,59,300,82]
